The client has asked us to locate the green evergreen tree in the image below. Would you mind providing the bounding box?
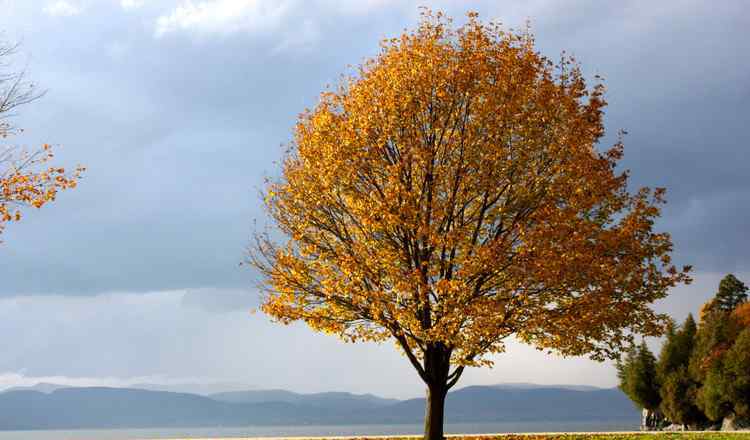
[657,323,679,378]
[691,275,749,423]
[699,362,731,422]
[617,275,750,429]
[657,314,704,426]
[714,274,748,312]
[690,307,733,383]
[691,307,733,421]
[723,327,750,418]
[658,314,696,378]
[618,341,661,411]
[682,314,698,347]
[660,366,704,426]
[617,344,638,395]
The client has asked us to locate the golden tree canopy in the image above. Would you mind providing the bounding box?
[252,11,690,380]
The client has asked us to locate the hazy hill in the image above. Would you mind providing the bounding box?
[131,382,254,395]
[0,384,639,430]
[0,387,321,430]
[1,382,255,396]
[210,389,399,410]
[368,386,637,423]
[2,383,67,393]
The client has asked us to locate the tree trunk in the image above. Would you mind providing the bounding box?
[424,384,447,440]
[420,342,453,440]
[641,408,666,431]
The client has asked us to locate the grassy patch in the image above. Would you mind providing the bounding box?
[344,435,750,440]
[484,435,746,439]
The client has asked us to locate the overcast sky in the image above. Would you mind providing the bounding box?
[0,0,747,399]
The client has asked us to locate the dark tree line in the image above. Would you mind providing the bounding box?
[617,274,750,430]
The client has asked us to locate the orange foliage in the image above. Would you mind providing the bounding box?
[732,302,750,328]
[702,342,732,370]
[250,10,690,386]
[0,144,83,238]
[698,300,716,324]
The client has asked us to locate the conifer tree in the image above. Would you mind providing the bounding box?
[699,363,732,422]
[691,275,748,422]
[618,275,750,428]
[723,328,750,418]
[658,314,703,426]
[698,312,750,422]
[690,306,733,383]
[682,314,698,346]
[658,314,696,377]
[618,341,662,428]
[656,323,678,378]
[713,274,748,312]
[617,344,638,394]
[660,366,704,426]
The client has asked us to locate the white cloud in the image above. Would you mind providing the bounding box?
[151,0,399,50]
[0,290,420,398]
[42,0,82,17]
[1,274,730,398]
[120,0,144,10]
[155,0,292,37]
[0,371,244,393]
[0,371,152,390]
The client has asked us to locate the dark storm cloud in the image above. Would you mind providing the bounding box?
[0,0,747,299]
[494,0,750,272]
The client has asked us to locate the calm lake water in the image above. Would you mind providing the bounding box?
[0,421,639,440]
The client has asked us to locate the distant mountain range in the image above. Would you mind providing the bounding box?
[2,382,65,394]
[0,383,639,430]
[3,381,254,395]
[210,389,400,409]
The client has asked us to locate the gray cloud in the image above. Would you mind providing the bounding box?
[0,0,409,296]
[0,289,420,397]
[0,273,739,397]
[181,287,258,313]
[0,0,745,297]
[0,0,747,391]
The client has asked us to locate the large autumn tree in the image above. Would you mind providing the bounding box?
[0,40,82,239]
[250,11,690,440]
